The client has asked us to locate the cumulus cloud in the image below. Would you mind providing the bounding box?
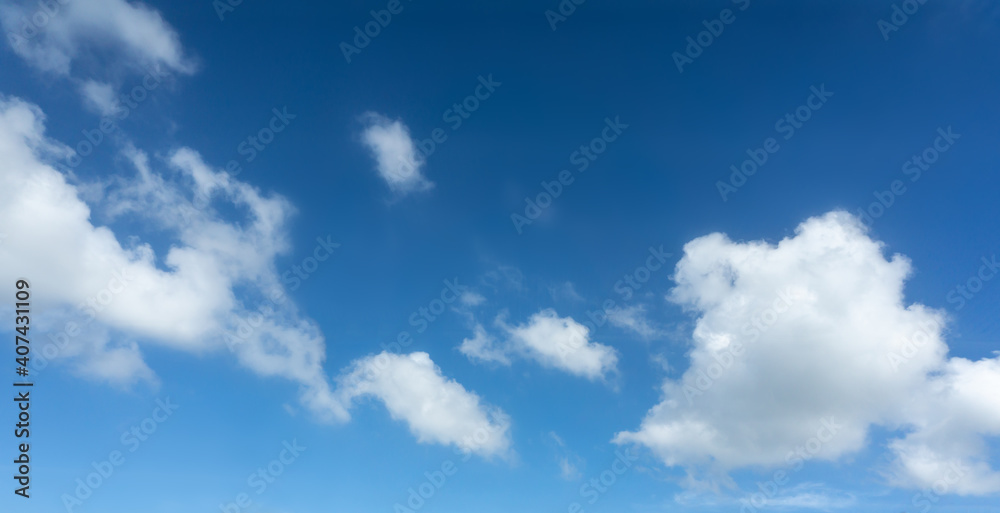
[0,94,337,412]
[0,96,511,458]
[458,309,618,381]
[1,0,194,76]
[614,211,1000,494]
[359,112,432,196]
[500,310,618,381]
[336,351,512,458]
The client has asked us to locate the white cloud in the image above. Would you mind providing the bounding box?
[459,323,510,365]
[0,96,514,459]
[614,211,1000,495]
[1,0,194,76]
[359,112,432,196]
[80,80,119,117]
[0,95,343,418]
[498,309,618,381]
[336,351,512,458]
[607,304,661,339]
[460,291,486,307]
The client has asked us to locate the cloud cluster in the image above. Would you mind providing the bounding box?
[1,0,194,76]
[614,211,1000,494]
[459,309,619,382]
[0,95,507,457]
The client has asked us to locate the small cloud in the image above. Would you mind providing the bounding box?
[359,112,433,196]
[80,80,119,117]
[460,291,486,307]
[559,457,582,480]
[458,324,510,365]
[549,281,584,303]
[607,304,662,339]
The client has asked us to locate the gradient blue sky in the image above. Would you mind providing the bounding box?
[1,1,999,513]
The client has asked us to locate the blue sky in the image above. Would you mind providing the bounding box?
[1,1,1000,512]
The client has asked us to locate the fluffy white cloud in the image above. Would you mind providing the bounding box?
[0,94,339,413]
[614,211,1000,494]
[0,96,513,458]
[336,351,512,458]
[478,309,618,380]
[359,112,433,196]
[1,0,194,76]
